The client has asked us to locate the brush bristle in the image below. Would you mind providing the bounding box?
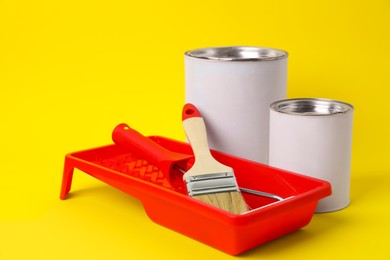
[194,191,249,214]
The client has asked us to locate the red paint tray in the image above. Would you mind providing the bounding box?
[60,136,331,255]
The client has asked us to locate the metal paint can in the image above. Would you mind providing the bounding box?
[185,46,288,163]
[269,98,354,212]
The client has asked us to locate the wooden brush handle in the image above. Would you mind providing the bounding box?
[182,104,212,158]
[182,103,231,177]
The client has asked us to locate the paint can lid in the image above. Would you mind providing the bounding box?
[185,46,288,61]
[270,98,353,116]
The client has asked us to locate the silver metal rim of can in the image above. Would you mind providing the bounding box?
[184,46,288,61]
[270,98,354,116]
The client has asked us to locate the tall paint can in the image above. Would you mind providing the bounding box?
[269,98,354,212]
[185,46,288,163]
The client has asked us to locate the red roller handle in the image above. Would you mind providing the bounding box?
[112,124,192,181]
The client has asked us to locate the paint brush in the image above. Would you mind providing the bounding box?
[182,103,249,214]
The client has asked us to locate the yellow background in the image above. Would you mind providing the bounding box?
[1,0,389,259]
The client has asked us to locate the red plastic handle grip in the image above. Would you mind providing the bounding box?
[112,123,190,175]
[182,103,202,121]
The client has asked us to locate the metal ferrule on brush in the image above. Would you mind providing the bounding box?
[185,172,240,197]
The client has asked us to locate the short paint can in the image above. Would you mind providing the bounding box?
[269,98,354,212]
